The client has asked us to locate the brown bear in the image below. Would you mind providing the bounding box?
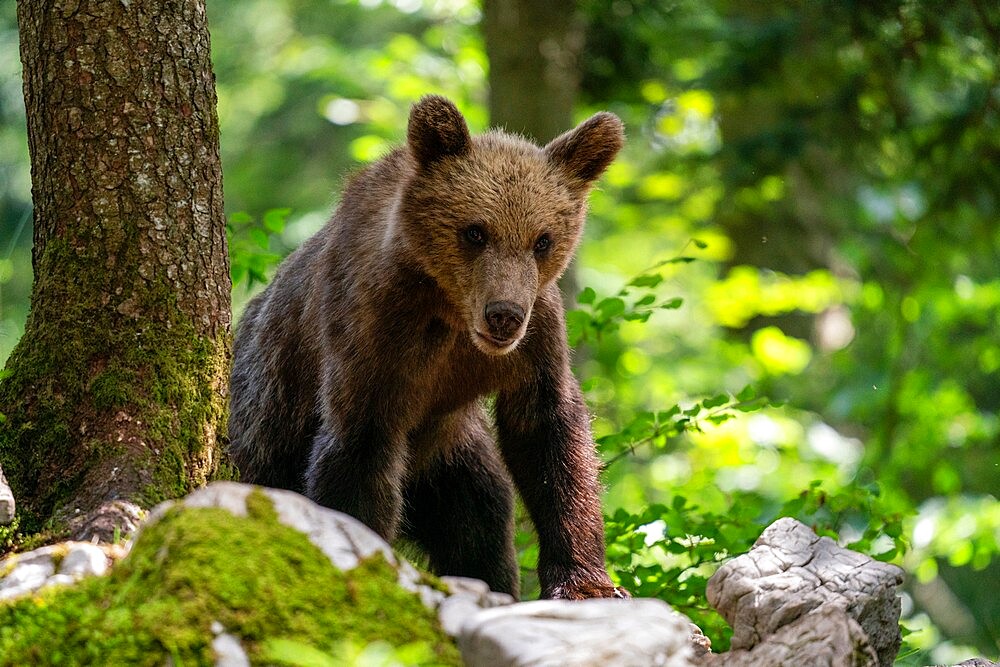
[229,95,626,600]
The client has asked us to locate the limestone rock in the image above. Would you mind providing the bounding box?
[60,542,110,578]
[705,606,879,666]
[707,517,904,666]
[438,575,516,636]
[1,481,461,664]
[0,541,112,601]
[0,548,56,601]
[157,482,399,572]
[211,621,251,667]
[458,597,698,667]
[150,482,436,601]
[0,465,13,525]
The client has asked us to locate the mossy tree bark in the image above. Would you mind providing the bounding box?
[1,0,231,542]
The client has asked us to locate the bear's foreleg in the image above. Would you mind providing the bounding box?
[305,421,409,540]
[402,410,518,596]
[496,368,626,600]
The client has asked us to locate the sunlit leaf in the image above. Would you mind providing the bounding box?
[263,207,292,233]
[596,297,626,319]
[629,274,663,288]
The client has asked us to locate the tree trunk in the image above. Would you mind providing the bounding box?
[483,0,584,304]
[1,0,231,543]
[483,0,583,144]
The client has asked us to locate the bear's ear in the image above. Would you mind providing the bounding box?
[544,112,624,188]
[407,95,471,168]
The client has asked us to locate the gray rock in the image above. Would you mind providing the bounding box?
[440,593,490,637]
[0,549,56,601]
[158,482,400,573]
[458,598,698,667]
[147,482,450,611]
[438,576,516,636]
[59,543,110,578]
[707,517,904,666]
[705,606,879,667]
[442,575,493,598]
[211,632,250,667]
[0,541,114,601]
[165,484,704,666]
[42,573,79,590]
[210,621,249,666]
[0,465,13,525]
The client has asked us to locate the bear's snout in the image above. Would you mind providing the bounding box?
[484,301,525,342]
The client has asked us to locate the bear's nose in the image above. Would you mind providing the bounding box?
[484,301,525,341]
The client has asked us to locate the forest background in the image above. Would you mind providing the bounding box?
[0,0,997,664]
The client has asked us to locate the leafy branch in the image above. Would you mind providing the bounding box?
[600,385,771,468]
[566,240,705,346]
[228,208,291,289]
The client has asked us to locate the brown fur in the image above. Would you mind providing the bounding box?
[229,96,625,599]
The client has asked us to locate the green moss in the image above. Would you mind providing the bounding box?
[0,232,230,530]
[88,368,137,411]
[0,496,461,666]
[245,488,278,522]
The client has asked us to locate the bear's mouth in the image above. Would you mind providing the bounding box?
[474,329,520,355]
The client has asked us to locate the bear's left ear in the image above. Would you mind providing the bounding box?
[408,95,471,169]
[544,112,624,189]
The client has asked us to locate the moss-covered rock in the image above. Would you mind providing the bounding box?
[0,488,461,666]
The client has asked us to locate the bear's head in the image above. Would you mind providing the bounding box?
[401,95,623,356]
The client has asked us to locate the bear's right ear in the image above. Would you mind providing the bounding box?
[407,95,471,169]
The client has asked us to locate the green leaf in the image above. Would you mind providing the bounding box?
[596,297,626,320]
[873,548,898,562]
[635,294,656,307]
[660,298,684,309]
[249,228,269,249]
[263,207,291,233]
[659,405,682,420]
[702,393,730,409]
[649,255,697,270]
[735,398,767,412]
[262,639,339,667]
[565,309,592,346]
[706,413,733,425]
[249,267,267,285]
[692,238,708,249]
[736,384,756,402]
[629,274,664,288]
[577,286,597,305]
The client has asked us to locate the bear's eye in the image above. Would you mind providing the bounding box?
[533,234,552,254]
[463,224,487,247]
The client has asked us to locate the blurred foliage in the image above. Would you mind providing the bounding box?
[263,636,439,666]
[2,0,997,662]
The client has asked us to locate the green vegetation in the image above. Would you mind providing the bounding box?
[0,490,459,666]
[1,0,997,664]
